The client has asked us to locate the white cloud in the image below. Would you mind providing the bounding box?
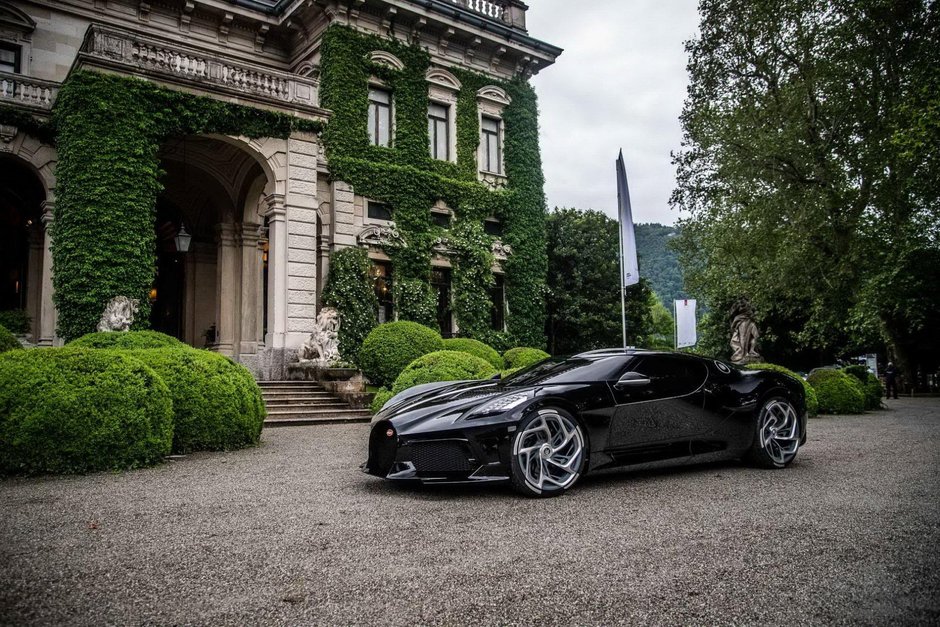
[527,0,700,225]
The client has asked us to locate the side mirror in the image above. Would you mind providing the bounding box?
[614,371,651,389]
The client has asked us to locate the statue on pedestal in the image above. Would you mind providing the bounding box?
[729,299,761,365]
[299,307,341,365]
[97,296,139,332]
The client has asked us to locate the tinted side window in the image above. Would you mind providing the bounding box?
[503,356,631,387]
[632,356,707,397]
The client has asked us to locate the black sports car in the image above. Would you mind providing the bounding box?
[364,349,807,497]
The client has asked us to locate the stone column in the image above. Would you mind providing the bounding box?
[238,222,262,355]
[26,227,43,344]
[263,194,288,352]
[37,202,57,346]
[215,223,238,356]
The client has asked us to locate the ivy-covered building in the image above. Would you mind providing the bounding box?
[0,0,560,378]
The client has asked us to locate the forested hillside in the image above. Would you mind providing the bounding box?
[635,223,686,306]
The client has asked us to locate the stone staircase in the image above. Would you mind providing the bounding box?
[260,381,372,426]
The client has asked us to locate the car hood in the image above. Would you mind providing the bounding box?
[374,379,511,436]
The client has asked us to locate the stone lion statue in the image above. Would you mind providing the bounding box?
[729,299,761,365]
[97,296,139,332]
[299,307,341,364]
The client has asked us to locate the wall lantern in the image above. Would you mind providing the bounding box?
[174,223,192,253]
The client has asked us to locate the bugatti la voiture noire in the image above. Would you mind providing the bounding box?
[363,349,808,497]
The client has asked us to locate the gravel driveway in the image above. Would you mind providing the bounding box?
[2,398,938,626]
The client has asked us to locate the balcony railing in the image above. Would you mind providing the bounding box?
[78,25,321,114]
[0,72,59,112]
[451,0,505,21]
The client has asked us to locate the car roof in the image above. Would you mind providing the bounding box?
[571,348,667,359]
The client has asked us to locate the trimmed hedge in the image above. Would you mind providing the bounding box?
[358,321,443,388]
[503,347,550,370]
[371,388,395,414]
[0,325,22,353]
[843,365,884,410]
[443,338,504,369]
[0,309,30,335]
[0,348,173,474]
[69,330,184,350]
[807,369,865,415]
[391,350,497,395]
[749,362,819,417]
[124,349,265,453]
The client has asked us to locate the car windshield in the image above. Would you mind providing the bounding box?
[501,355,631,387]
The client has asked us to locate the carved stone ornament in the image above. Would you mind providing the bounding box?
[357,224,406,248]
[729,299,762,364]
[298,307,341,365]
[96,296,139,332]
[432,236,456,256]
[491,239,513,259]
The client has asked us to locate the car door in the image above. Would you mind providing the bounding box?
[605,354,709,457]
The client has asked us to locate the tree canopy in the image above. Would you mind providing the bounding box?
[673,0,939,375]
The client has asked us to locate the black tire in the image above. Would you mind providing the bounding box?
[746,396,800,469]
[509,407,587,497]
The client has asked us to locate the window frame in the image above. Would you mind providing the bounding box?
[0,42,22,74]
[367,200,394,223]
[367,85,393,148]
[428,101,452,162]
[480,115,503,174]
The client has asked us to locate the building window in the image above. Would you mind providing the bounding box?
[0,43,21,74]
[431,267,453,338]
[481,116,502,174]
[372,261,393,323]
[491,274,505,331]
[368,87,392,147]
[484,218,502,237]
[428,102,450,161]
[431,211,451,229]
[367,201,393,222]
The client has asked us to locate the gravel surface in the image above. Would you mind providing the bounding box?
[1,397,938,626]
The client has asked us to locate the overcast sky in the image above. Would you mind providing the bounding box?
[527,1,701,226]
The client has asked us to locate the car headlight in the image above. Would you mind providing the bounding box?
[473,391,533,416]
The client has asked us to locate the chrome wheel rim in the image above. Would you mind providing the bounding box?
[513,410,584,491]
[760,400,799,464]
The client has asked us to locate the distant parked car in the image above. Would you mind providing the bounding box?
[364,349,808,497]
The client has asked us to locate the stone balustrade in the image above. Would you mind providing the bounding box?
[0,72,59,112]
[451,0,506,20]
[78,25,321,115]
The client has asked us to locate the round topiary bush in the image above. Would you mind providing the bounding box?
[68,330,185,350]
[124,349,265,453]
[503,347,550,370]
[442,338,504,369]
[749,362,819,417]
[370,387,395,414]
[842,366,883,410]
[358,321,444,388]
[807,369,865,415]
[0,324,22,353]
[0,348,173,474]
[391,350,497,395]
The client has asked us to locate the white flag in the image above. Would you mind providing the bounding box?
[616,151,639,287]
[675,299,697,348]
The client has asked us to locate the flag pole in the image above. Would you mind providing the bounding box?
[617,161,627,350]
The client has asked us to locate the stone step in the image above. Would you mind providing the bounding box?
[258,384,327,391]
[261,391,333,399]
[264,410,371,426]
[265,402,351,411]
[262,396,340,404]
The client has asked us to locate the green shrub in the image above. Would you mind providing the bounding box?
[392,350,497,395]
[124,349,265,453]
[371,388,395,414]
[443,338,504,369]
[749,362,819,417]
[0,309,30,335]
[321,247,379,364]
[0,325,22,353]
[842,366,883,410]
[807,369,865,415]
[0,348,173,474]
[68,330,184,350]
[503,347,550,370]
[358,321,443,388]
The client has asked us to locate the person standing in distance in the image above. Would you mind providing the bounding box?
[884,362,900,399]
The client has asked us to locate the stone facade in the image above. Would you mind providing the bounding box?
[0,0,559,378]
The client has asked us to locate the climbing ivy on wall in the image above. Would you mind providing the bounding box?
[319,25,548,348]
[51,71,321,342]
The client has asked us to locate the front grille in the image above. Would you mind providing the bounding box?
[409,441,472,473]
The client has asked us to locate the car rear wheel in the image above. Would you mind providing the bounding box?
[509,408,586,497]
[747,396,800,468]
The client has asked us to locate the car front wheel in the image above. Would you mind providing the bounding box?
[509,408,586,497]
[747,396,801,468]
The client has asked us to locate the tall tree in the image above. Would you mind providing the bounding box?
[546,208,653,354]
[673,0,939,374]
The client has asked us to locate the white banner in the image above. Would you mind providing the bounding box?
[675,299,697,348]
[616,151,639,287]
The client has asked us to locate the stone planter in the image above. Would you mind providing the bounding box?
[319,367,358,381]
